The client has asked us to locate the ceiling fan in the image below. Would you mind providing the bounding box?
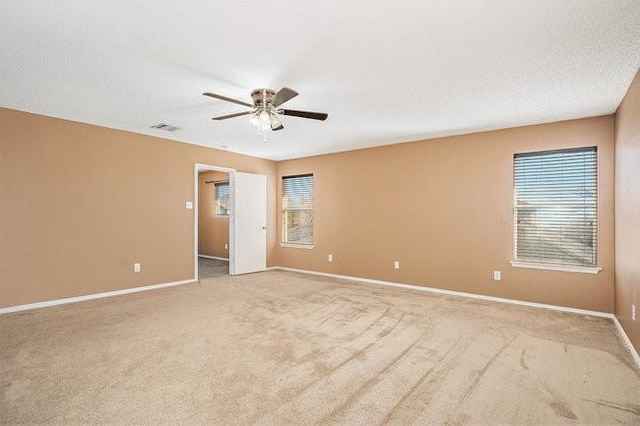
[203,87,328,132]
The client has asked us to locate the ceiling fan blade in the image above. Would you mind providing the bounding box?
[271,87,299,107]
[212,111,253,120]
[280,109,328,121]
[203,92,253,108]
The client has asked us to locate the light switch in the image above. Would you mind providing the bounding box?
[185,201,193,210]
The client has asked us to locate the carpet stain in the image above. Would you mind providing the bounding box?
[290,312,407,397]
[316,303,346,327]
[269,340,295,363]
[347,308,391,341]
[376,312,405,339]
[2,378,31,402]
[595,400,640,415]
[446,412,470,426]
[519,348,529,370]
[312,359,333,375]
[457,336,517,406]
[381,336,470,424]
[305,297,343,316]
[321,334,425,422]
[550,401,577,419]
[381,365,435,424]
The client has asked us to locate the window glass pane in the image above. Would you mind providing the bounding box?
[282,174,313,244]
[283,175,314,209]
[215,182,229,216]
[514,147,597,266]
[283,210,313,244]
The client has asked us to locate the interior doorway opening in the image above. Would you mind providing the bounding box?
[194,163,235,281]
[198,168,230,279]
[194,164,268,280]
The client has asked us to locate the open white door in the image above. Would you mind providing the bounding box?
[230,172,267,275]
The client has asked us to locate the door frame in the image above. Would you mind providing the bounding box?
[194,163,236,280]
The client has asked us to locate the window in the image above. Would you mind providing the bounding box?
[282,174,314,245]
[215,182,230,216]
[513,147,597,268]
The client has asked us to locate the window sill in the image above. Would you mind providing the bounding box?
[510,260,601,274]
[280,243,314,250]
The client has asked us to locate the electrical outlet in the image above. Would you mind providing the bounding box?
[394,261,400,270]
[134,263,141,273]
[327,254,333,262]
[633,304,637,322]
[185,201,193,210]
[493,271,501,281]
[224,243,228,250]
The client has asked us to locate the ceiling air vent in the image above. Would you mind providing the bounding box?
[150,123,180,132]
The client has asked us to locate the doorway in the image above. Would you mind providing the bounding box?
[197,168,230,279]
[194,164,267,280]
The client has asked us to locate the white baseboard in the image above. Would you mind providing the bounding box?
[273,267,614,319]
[612,316,640,370]
[273,267,640,369]
[0,278,196,315]
[198,254,229,262]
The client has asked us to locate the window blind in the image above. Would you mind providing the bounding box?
[514,147,597,266]
[282,174,314,244]
[215,182,230,216]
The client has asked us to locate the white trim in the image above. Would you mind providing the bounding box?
[612,316,640,371]
[510,260,601,274]
[272,268,640,369]
[273,266,614,319]
[280,243,315,250]
[198,254,229,262]
[0,279,196,315]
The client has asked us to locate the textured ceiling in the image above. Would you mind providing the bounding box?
[1,1,639,160]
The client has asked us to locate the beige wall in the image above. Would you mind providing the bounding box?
[614,69,640,353]
[0,108,620,315]
[198,171,230,259]
[0,108,277,308]
[276,116,615,312]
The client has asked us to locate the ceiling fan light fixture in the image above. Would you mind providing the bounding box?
[258,110,270,124]
[270,113,283,131]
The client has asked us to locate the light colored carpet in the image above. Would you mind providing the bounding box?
[1,270,639,425]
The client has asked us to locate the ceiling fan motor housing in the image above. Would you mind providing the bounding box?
[251,89,276,107]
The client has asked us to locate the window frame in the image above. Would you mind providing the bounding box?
[511,146,601,274]
[281,173,314,248]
